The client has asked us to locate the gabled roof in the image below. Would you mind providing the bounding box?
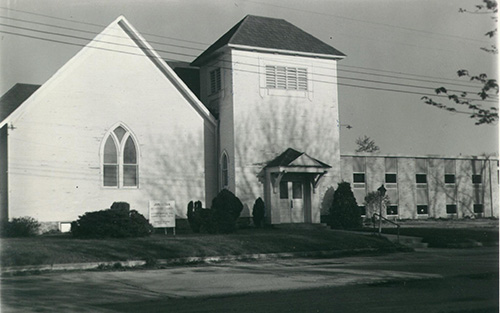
[192,15,345,66]
[0,16,216,129]
[264,148,331,169]
[0,84,40,123]
[166,61,201,100]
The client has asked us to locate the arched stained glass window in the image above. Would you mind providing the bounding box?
[102,125,139,188]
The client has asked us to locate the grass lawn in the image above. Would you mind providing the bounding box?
[362,219,499,248]
[0,225,399,267]
[372,227,499,248]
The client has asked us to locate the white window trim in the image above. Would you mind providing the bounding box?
[415,159,428,189]
[352,157,366,188]
[265,65,308,91]
[386,205,399,216]
[384,158,398,188]
[258,57,314,100]
[100,123,140,189]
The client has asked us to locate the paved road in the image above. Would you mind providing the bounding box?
[1,247,498,312]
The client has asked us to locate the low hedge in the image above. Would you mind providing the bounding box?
[71,204,153,238]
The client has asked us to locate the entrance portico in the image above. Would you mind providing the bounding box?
[259,148,331,224]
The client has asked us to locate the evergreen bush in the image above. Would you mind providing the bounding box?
[187,200,216,233]
[71,203,153,238]
[210,189,243,233]
[198,206,216,234]
[187,201,198,232]
[252,197,265,228]
[329,182,362,229]
[0,216,41,237]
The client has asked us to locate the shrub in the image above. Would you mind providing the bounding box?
[71,203,153,238]
[321,186,335,213]
[1,216,41,237]
[252,197,265,228]
[364,191,390,219]
[211,189,243,233]
[187,201,205,233]
[110,202,130,211]
[198,206,216,234]
[329,182,362,229]
[187,201,197,232]
[187,200,217,234]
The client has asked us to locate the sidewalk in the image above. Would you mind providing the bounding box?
[1,247,388,275]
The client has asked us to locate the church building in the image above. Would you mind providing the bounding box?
[0,15,498,230]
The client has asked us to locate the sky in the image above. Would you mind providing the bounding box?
[0,0,498,156]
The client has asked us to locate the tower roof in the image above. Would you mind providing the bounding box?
[192,15,345,66]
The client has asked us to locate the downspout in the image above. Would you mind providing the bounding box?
[216,119,220,192]
[489,160,494,217]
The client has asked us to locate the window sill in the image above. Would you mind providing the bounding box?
[209,89,223,99]
[101,186,139,189]
[264,88,308,97]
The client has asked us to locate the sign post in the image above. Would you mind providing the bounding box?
[149,200,176,235]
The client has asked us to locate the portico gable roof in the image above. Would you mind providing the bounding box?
[263,148,331,172]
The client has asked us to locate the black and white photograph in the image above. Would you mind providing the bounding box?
[0,0,498,312]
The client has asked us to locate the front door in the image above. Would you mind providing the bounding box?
[279,180,304,223]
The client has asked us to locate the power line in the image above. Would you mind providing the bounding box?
[0,10,489,89]
[338,68,481,89]
[0,21,489,96]
[0,15,206,52]
[1,12,498,106]
[339,64,496,85]
[0,5,209,46]
[238,0,492,44]
[0,29,168,59]
[0,22,200,59]
[3,27,495,104]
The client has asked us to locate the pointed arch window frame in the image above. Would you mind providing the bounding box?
[101,124,140,189]
[220,151,229,190]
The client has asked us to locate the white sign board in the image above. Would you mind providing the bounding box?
[149,200,176,228]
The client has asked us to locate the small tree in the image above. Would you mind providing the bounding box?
[211,189,243,233]
[252,197,265,228]
[364,191,390,219]
[421,0,498,125]
[355,135,380,153]
[329,182,361,229]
